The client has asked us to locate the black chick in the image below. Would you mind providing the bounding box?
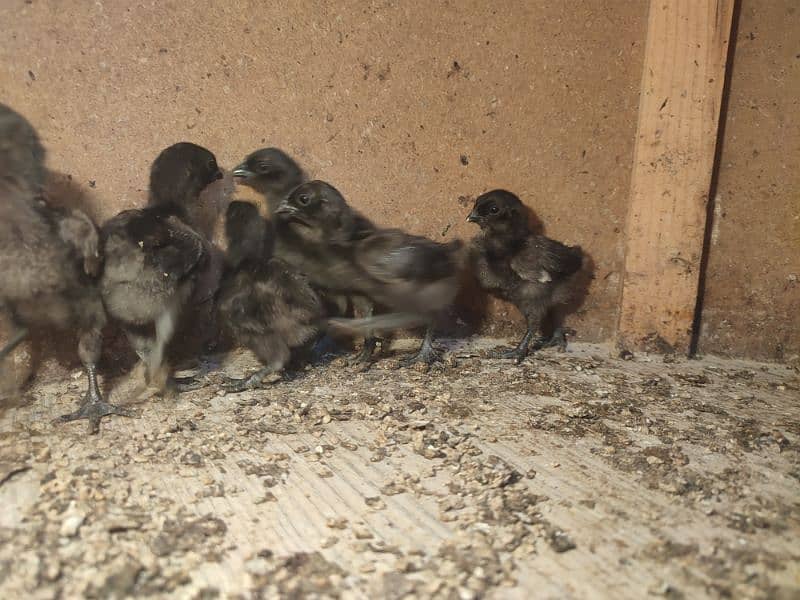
[100,142,222,395]
[277,181,463,365]
[217,201,324,392]
[467,190,583,363]
[232,147,306,213]
[233,148,380,363]
[0,103,133,432]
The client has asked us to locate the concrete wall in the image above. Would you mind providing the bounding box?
[698,0,800,361]
[0,0,796,360]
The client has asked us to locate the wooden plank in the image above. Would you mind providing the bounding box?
[1,342,798,598]
[617,0,735,353]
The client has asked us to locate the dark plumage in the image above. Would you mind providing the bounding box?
[217,201,324,391]
[467,190,583,363]
[100,142,222,394]
[233,148,380,362]
[232,147,306,213]
[277,181,463,365]
[0,103,133,432]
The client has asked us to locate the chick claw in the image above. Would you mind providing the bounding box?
[531,327,571,353]
[220,369,278,394]
[489,346,529,364]
[56,398,140,435]
[400,345,443,367]
[347,337,377,366]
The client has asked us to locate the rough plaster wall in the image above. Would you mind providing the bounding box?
[0,0,647,351]
[698,0,800,361]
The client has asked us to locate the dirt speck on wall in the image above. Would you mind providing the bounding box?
[0,0,647,347]
[699,0,800,361]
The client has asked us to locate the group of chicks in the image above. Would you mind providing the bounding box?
[0,103,584,433]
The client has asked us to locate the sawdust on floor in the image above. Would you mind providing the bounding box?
[0,339,798,599]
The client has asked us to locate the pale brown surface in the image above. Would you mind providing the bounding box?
[618,0,735,354]
[0,0,647,344]
[698,0,800,361]
[0,0,796,365]
[1,340,798,598]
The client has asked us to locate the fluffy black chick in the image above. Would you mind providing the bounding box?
[0,103,133,432]
[217,201,324,392]
[276,181,463,365]
[467,190,583,363]
[100,142,222,395]
[233,148,380,362]
[232,147,306,213]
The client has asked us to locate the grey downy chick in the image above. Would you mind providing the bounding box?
[100,142,222,396]
[0,103,133,433]
[277,181,464,366]
[217,200,325,392]
[233,148,380,363]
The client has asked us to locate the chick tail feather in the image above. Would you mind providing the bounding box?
[325,312,425,336]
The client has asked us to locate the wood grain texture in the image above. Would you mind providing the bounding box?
[618,0,735,353]
[698,0,800,360]
[1,342,797,597]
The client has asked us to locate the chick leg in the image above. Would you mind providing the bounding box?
[146,301,178,388]
[125,329,152,365]
[171,375,206,392]
[221,367,274,393]
[531,305,572,352]
[490,325,534,364]
[152,301,206,392]
[309,292,349,362]
[201,301,221,354]
[0,326,28,362]
[124,305,197,397]
[124,329,156,395]
[532,327,572,352]
[400,324,442,366]
[491,309,544,364]
[0,322,29,403]
[348,295,378,365]
[350,336,378,365]
[57,328,138,434]
[222,336,289,393]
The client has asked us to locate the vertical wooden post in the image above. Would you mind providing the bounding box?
[617,0,735,354]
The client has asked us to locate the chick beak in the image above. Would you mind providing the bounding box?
[275,201,297,216]
[466,211,480,223]
[232,163,254,179]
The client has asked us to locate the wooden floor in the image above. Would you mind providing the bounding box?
[1,340,798,598]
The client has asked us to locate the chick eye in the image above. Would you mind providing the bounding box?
[297,194,310,205]
[258,162,271,172]
[207,159,217,170]
[489,205,499,214]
